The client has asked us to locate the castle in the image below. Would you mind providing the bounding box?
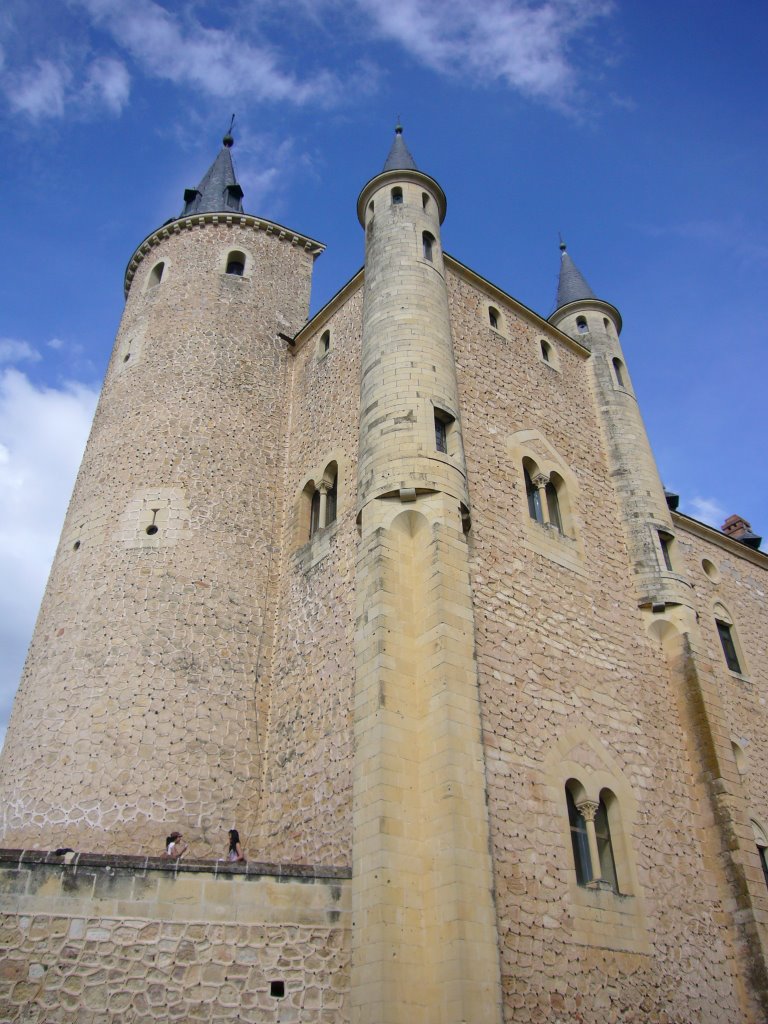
[0,126,766,1023]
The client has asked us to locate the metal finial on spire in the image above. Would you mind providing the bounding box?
[223,113,235,148]
[395,115,403,135]
[559,233,567,252]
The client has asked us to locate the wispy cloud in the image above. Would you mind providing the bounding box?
[83,55,131,113]
[75,0,340,105]
[0,338,40,364]
[686,495,727,528]
[5,59,70,118]
[354,0,613,103]
[2,52,130,120]
[637,218,768,266]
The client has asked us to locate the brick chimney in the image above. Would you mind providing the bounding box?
[722,515,762,550]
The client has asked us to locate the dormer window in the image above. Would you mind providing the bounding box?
[225,183,244,211]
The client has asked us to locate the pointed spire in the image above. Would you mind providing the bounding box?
[382,122,418,173]
[555,240,596,309]
[181,118,244,217]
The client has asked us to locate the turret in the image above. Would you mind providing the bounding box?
[549,243,692,614]
[351,128,502,1024]
[356,125,470,526]
[0,129,322,855]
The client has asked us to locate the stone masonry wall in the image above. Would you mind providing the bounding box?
[255,288,364,865]
[0,222,315,858]
[674,523,768,839]
[0,851,350,1023]
[446,266,745,1022]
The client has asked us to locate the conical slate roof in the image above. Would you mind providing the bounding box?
[555,242,596,309]
[383,125,418,172]
[181,132,244,217]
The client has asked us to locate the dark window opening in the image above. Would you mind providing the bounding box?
[309,490,321,539]
[422,231,434,261]
[566,788,592,886]
[613,357,625,387]
[595,798,618,891]
[488,307,499,329]
[525,468,542,523]
[391,187,403,205]
[422,192,429,209]
[546,482,562,533]
[576,315,588,333]
[326,473,338,525]
[659,531,674,571]
[226,251,245,275]
[270,981,285,999]
[321,330,330,354]
[759,847,768,890]
[716,619,742,674]
[540,340,551,362]
[435,414,448,453]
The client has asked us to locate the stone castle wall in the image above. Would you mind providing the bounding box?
[446,266,748,1021]
[255,289,364,866]
[0,851,350,1023]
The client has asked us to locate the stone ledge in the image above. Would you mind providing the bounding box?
[0,848,351,880]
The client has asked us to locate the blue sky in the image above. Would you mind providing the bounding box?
[0,0,766,742]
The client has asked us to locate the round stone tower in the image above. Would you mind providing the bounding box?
[549,243,693,616]
[0,132,323,855]
[351,128,503,1024]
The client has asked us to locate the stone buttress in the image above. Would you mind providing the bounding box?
[350,129,504,1024]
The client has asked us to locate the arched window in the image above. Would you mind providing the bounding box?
[148,262,164,288]
[226,251,245,276]
[540,339,551,363]
[422,192,429,209]
[488,307,500,330]
[576,315,588,333]
[566,784,618,891]
[391,187,403,205]
[612,357,626,387]
[321,330,331,355]
[422,231,434,261]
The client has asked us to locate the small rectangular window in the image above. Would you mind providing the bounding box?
[658,531,673,571]
[435,415,447,453]
[716,620,742,673]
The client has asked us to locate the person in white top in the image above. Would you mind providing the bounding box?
[164,831,188,858]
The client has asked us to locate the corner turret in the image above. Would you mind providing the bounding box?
[550,242,687,615]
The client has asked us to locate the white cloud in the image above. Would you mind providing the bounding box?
[83,55,130,113]
[354,0,613,102]
[75,0,339,105]
[0,368,98,748]
[0,338,40,364]
[6,59,70,118]
[686,496,727,528]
